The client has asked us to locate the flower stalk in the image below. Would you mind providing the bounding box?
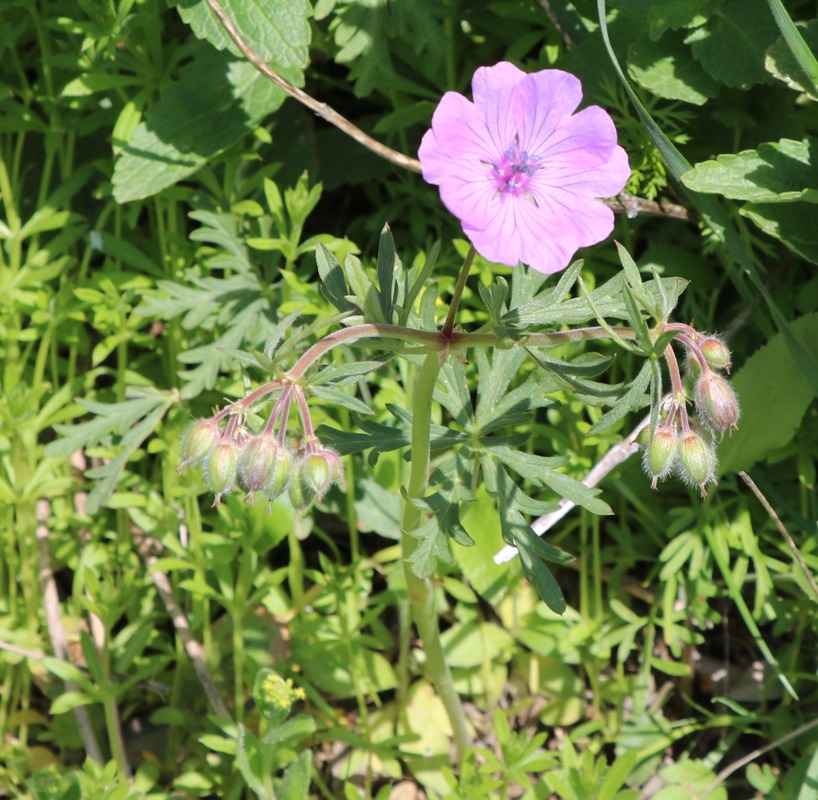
[400,352,472,760]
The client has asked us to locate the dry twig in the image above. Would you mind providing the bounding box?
[35,499,105,764]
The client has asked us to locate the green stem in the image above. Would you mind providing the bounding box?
[442,245,476,338]
[400,353,471,761]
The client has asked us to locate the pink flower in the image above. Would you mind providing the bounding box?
[419,62,631,274]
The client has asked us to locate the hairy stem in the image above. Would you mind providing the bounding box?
[400,353,472,760]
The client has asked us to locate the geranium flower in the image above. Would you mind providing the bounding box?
[419,62,631,274]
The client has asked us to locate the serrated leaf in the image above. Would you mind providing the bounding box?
[629,31,720,104]
[45,389,171,457]
[599,0,818,399]
[719,313,818,474]
[171,0,310,73]
[113,47,286,202]
[741,202,818,264]
[682,138,818,203]
[686,0,778,89]
[501,260,584,328]
[646,0,720,38]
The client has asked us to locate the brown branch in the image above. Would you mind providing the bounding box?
[739,471,818,602]
[537,0,576,48]
[135,533,230,719]
[204,0,421,174]
[604,193,691,221]
[35,499,105,764]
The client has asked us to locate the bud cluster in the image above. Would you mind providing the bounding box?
[178,386,345,512]
[641,331,740,497]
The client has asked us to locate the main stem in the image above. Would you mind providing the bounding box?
[400,353,472,760]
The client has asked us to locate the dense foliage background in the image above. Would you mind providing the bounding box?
[1,0,817,797]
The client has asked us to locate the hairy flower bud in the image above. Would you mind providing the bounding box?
[179,418,220,469]
[700,336,732,372]
[264,446,292,503]
[678,430,717,496]
[287,458,314,512]
[694,371,740,432]
[240,434,281,496]
[207,439,239,503]
[643,427,678,489]
[303,446,345,500]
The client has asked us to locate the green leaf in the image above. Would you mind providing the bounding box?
[171,0,311,73]
[46,388,174,513]
[719,313,818,474]
[647,0,719,39]
[50,691,96,716]
[765,0,818,97]
[765,19,818,98]
[686,0,778,89]
[682,138,818,203]
[586,360,652,437]
[628,31,720,105]
[277,750,311,800]
[113,46,286,202]
[494,467,567,613]
[376,223,397,324]
[315,243,357,314]
[741,202,818,264]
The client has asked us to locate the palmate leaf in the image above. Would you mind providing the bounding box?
[586,360,653,437]
[507,271,688,328]
[403,453,476,578]
[45,388,175,514]
[495,467,570,614]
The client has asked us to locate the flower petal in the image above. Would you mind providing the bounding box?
[515,69,584,154]
[417,62,632,274]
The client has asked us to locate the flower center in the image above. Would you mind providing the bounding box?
[490,136,541,197]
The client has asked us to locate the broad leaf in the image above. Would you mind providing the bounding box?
[113,46,286,202]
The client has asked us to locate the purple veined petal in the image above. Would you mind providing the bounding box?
[418,92,491,177]
[471,62,528,157]
[530,184,618,249]
[546,145,631,198]
[513,70,584,155]
[536,106,620,172]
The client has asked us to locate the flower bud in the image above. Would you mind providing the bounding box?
[694,371,740,432]
[642,427,678,489]
[239,434,280,495]
[700,336,732,372]
[207,439,239,503]
[179,418,220,469]
[287,458,314,512]
[264,445,292,502]
[303,447,345,500]
[678,430,717,496]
